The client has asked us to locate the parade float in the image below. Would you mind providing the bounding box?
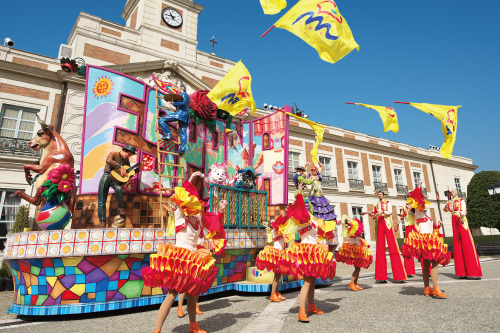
[4,66,337,316]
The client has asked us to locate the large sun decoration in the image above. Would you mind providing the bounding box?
[93,76,114,99]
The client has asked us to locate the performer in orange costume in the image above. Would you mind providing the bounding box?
[399,203,417,277]
[369,191,406,283]
[444,189,482,279]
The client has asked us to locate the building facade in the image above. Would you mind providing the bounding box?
[0,0,493,252]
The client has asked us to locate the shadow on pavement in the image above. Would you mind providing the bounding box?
[288,297,342,315]
[440,272,462,280]
[172,311,254,333]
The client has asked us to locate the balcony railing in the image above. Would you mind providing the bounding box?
[458,191,467,199]
[348,179,364,190]
[374,182,388,193]
[321,176,337,187]
[396,184,408,194]
[422,187,427,196]
[0,137,39,158]
[288,171,295,183]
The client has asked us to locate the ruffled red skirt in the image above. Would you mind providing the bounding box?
[141,244,217,296]
[401,231,451,266]
[281,243,336,280]
[256,246,285,274]
[335,243,373,269]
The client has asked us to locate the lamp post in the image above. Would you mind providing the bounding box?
[487,181,500,200]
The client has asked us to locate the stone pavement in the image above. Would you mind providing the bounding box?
[1,257,498,332]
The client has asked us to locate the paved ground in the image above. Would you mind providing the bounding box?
[1,257,499,332]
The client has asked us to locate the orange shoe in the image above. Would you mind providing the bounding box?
[355,284,363,290]
[277,292,286,300]
[177,306,185,317]
[270,293,282,302]
[432,286,447,299]
[349,283,359,291]
[153,329,161,333]
[189,322,207,333]
[424,286,433,297]
[196,303,203,315]
[307,303,324,315]
[298,308,309,322]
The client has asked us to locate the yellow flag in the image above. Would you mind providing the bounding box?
[286,111,324,163]
[260,0,287,15]
[408,103,461,159]
[355,103,399,133]
[274,0,359,63]
[207,61,257,116]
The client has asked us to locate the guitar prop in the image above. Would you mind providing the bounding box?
[110,162,141,186]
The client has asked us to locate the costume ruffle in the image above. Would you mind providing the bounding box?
[309,196,337,221]
[401,231,451,266]
[212,238,227,256]
[256,246,285,274]
[285,194,311,225]
[141,244,217,296]
[335,243,373,269]
[281,243,336,280]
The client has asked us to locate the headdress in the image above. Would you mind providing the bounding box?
[406,187,431,211]
[170,181,202,216]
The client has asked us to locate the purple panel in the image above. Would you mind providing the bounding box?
[107,290,117,300]
[130,270,142,277]
[20,273,25,285]
[47,283,53,295]
[241,255,248,262]
[54,295,62,305]
[19,259,30,264]
[60,275,76,289]
[234,262,244,273]
[86,268,108,283]
[228,269,234,276]
[215,257,221,264]
[112,291,126,301]
[77,260,97,275]
[43,296,55,306]
[40,268,45,276]
[140,263,149,269]
[161,287,169,294]
[110,272,120,281]
[129,273,141,281]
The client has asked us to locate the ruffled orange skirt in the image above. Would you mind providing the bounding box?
[256,246,285,274]
[401,231,451,266]
[141,244,217,296]
[281,243,336,280]
[335,243,373,269]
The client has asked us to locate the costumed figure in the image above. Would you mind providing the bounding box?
[189,89,234,134]
[335,215,373,291]
[292,166,314,211]
[369,191,407,283]
[12,115,75,230]
[399,203,417,276]
[401,180,451,298]
[141,175,227,333]
[233,167,261,190]
[280,183,337,323]
[256,213,288,303]
[444,189,482,279]
[97,145,142,228]
[158,82,190,155]
[306,162,337,221]
[202,163,232,207]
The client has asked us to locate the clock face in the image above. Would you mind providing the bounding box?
[162,7,183,28]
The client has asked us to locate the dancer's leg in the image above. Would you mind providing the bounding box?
[430,261,439,287]
[299,277,312,309]
[422,259,430,288]
[307,277,316,305]
[155,290,178,331]
[178,293,185,307]
[353,266,361,284]
[187,293,197,323]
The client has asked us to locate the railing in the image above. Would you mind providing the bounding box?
[321,176,337,187]
[209,183,268,229]
[0,137,39,157]
[396,184,408,194]
[288,171,295,183]
[422,187,427,196]
[348,179,364,190]
[458,191,467,199]
[373,182,388,193]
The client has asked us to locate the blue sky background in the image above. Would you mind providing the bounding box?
[1,0,499,172]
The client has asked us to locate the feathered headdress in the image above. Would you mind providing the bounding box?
[170,181,202,216]
[406,187,431,211]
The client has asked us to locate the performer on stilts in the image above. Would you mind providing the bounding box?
[401,180,451,298]
[444,189,482,279]
[281,183,337,323]
[335,215,373,291]
[142,175,227,333]
[256,213,288,303]
[369,191,407,283]
[399,203,417,277]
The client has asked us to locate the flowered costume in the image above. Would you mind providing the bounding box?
[401,187,451,266]
[280,194,337,280]
[256,215,287,274]
[308,174,337,221]
[142,181,226,296]
[335,218,373,269]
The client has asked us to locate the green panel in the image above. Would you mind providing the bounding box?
[55,267,64,276]
[30,266,41,276]
[116,255,129,260]
[74,267,83,274]
[118,280,144,299]
[227,249,245,256]
[216,264,224,277]
[36,295,48,305]
[20,295,24,304]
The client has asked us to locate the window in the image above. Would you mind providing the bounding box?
[0,190,22,251]
[0,106,38,140]
[454,178,462,193]
[413,172,421,188]
[347,161,358,180]
[394,169,404,186]
[372,165,383,183]
[288,152,301,172]
[262,133,270,150]
[351,207,365,238]
[189,121,196,142]
[319,157,332,177]
[212,130,218,150]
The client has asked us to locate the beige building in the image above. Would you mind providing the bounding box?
[0,0,493,252]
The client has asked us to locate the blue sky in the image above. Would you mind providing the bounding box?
[1,0,499,172]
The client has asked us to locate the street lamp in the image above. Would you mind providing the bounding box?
[487,181,500,199]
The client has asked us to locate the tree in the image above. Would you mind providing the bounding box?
[467,171,500,231]
[11,205,30,234]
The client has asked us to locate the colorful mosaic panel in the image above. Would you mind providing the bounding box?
[214,248,259,285]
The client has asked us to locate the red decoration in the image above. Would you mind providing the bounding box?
[273,161,284,174]
[61,61,76,73]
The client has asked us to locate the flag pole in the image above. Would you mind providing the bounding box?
[394,101,410,104]
[261,25,276,38]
